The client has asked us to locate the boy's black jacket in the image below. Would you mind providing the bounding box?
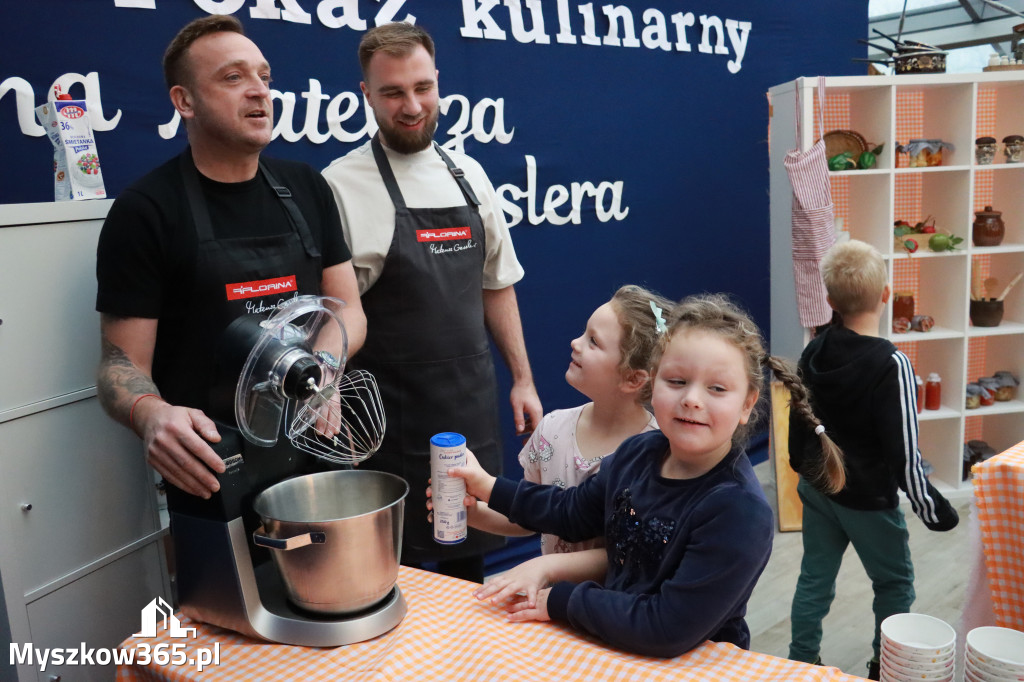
[789,324,958,531]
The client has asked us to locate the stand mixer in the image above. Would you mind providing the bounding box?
[167,295,405,647]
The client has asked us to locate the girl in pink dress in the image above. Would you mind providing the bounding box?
[466,285,672,554]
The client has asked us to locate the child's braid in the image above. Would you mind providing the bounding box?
[764,355,846,494]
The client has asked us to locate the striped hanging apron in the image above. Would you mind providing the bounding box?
[784,76,835,329]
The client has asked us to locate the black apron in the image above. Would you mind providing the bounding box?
[352,136,503,563]
[155,151,326,523]
[152,150,323,414]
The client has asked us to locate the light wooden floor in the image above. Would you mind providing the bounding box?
[747,461,973,679]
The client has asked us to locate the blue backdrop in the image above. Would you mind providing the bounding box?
[1,1,865,568]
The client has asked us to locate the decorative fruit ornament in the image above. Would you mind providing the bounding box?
[927,232,963,252]
[858,143,884,170]
[828,151,857,171]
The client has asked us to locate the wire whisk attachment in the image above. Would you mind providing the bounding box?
[288,369,386,465]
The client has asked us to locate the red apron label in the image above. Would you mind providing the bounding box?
[225,275,297,300]
[416,227,471,242]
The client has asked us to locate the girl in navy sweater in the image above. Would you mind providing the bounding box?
[448,294,838,657]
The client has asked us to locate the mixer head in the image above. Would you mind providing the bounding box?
[229,295,385,464]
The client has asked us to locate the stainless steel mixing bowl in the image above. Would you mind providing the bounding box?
[253,470,408,614]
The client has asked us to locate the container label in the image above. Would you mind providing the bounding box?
[430,436,468,544]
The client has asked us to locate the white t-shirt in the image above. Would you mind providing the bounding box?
[322,141,524,295]
[519,404,659,555]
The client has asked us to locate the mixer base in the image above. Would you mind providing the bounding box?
[176,514,407,647]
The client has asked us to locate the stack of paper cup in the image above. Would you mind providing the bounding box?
[965,627,1024,682]
[880,613,955,682]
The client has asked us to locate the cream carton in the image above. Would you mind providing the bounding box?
[35,99,106,201]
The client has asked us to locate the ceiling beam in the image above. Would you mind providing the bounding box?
[867,1,1023,56]
[871,1,1019,35]
[958,0,984,21]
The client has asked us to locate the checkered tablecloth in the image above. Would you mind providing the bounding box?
[973,441,1024,631]
[116,566,865,681]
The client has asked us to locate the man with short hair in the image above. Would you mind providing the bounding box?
[96,15,365,499]
[322,22,541,582]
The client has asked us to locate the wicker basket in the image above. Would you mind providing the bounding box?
[823,130,868,160]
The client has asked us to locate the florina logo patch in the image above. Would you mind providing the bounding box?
[416,227,471,242]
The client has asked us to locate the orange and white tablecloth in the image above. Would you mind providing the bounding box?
[971,440,1024,631]
[116,566,864,681]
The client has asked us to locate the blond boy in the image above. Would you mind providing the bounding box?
[787,240,958,679]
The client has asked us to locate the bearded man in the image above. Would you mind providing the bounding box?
[322,22,541,583]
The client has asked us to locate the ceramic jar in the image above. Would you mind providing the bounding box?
[972,205,1005,247]
[970,299,1004,327]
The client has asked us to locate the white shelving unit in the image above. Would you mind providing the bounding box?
[769,73,1024,497]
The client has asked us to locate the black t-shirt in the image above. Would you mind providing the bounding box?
[96,152,350,319]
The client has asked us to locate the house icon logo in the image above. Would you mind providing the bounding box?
[133,597,196,638]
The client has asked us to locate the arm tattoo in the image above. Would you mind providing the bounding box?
[97,335,159,423]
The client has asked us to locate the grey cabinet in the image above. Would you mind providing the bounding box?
[1,201,170,682]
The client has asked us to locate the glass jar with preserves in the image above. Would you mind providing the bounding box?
[1004,134,1024,163]
[925,373,942,410]
[979,376,1001,393]
[899,139,952,167]
[965,383,982,409]
[975,136,997,165]
[993,370,1019,401]
[893,291,915,321]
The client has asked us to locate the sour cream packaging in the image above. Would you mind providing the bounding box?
[35,94,106,201]
[430,432,468,544]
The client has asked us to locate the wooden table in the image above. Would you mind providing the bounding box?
[116,566,866,681]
